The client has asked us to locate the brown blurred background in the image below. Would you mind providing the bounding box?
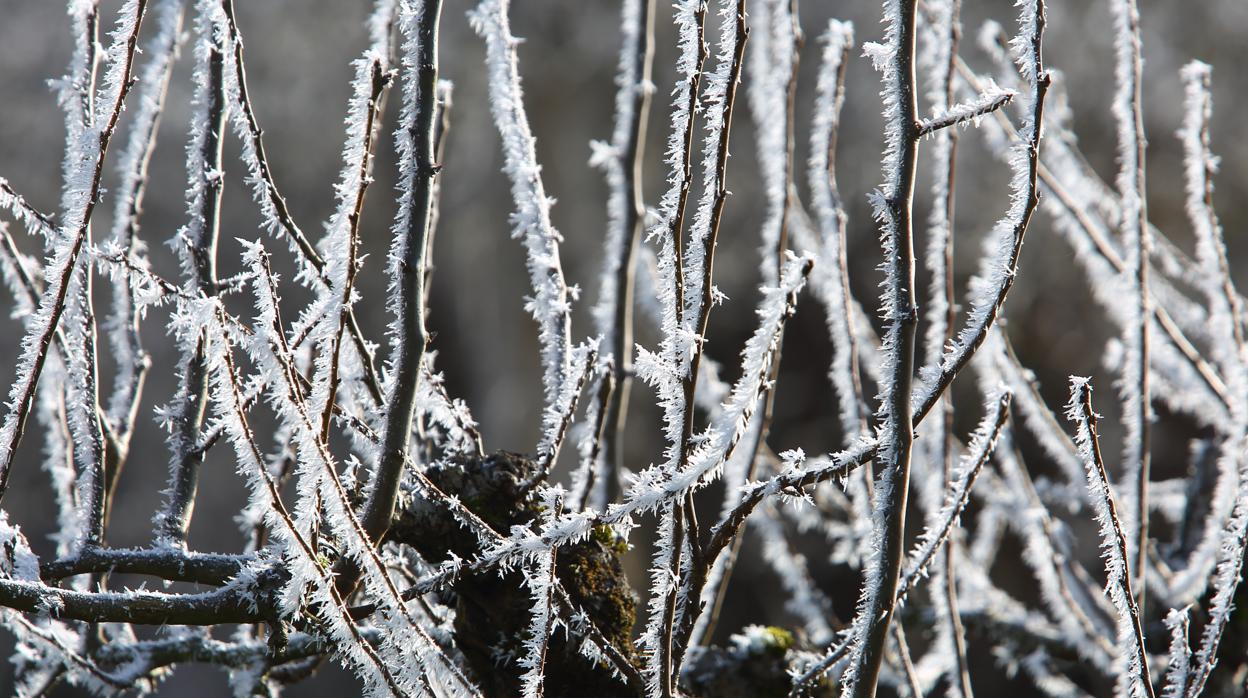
[1,0,1246,694]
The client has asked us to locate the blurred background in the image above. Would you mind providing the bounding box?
[1,0,1247,694]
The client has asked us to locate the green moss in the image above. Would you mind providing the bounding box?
[756,626,795,655]
[590,524,629,555]
[558,536,636,655]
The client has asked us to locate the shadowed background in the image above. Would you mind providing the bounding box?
[1,0,1246,694]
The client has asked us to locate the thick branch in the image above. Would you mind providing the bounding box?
[360,0,443,545]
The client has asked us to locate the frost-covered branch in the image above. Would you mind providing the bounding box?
[894,389,1010,607]
[469,0,575,413]
[591,0,656,507]
[1,1,1246,694]
[361,0,443,547]
[915,82,1015,137]
[0,0,148,505]
[1108,0,1153,607]
[157,0,228,544]
[1066,378,1156,698]
[841,0,925,693]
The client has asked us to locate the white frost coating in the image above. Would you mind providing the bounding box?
[1182,431,1248,694]
[0,0,144,498]
[974,45,1214,354]
[1065,378,1152,698]
[0,223,35,316]
[236,247,478,695]
[976,88,1230,432]
[194,295,403,695]
[918,0,955,375]
[570,359,612,511]
[745,0,796,283]
[1153,62,1248,612]
[841,0,910,688]
[385,0,428,374]
[418,255,811,630]
[916,2,963,688]
[1107,0,1150,559]
[468,0,575,426]
[417,359,484,456]
[517,489,564,698]
[368,0,398,57]
[236,246,476,695]
[681,0,743,326]
[55,0,99,240]
[1160,607,1191,698]
[801,20,877,565]
[638,502,678,696]
[160,0,228,499]
[0,181,56,240]
[63,274,104,553]
[807,19,861,441]
[986,416,1117,669]
[638,253,811,695]
[303,49,385,460]
[104,0,183,432]
[377,1,480,462]
[589,0,644,352]
[984,331,1087,488]
[895,389,1009,609]
[628,254,811,517]
[537,342,596,461]
[1019,650,1094,698]
[1179,61,1242,399]
[911,0,1043,418]
[634,0,701,475]
[916,82,1014,135]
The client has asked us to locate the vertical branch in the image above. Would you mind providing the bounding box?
[1162,607,1191,697]
[1066,378,1156,698]
[569,360,615,512]
[919,0,972,693]
[59,0,101,215]
[312,1,399,449]
[655,2,748,692]
[661,255,813,679]
[807,20,862,440]
[844,1,922,695]
[0,0,147,506]
[678,0,747,427]
[315,57,390,444]
[1180,62,1244,379]
[518,494,562,698]
[470,0,575,411]
[158,0,227,544]
[422,80,453,312]
[102,0,183,501]
[631,2,707,686]
[695,0,800,650]
[591,0,656,508]
[413,78,452,460]
[66,278,107,547]
[362,0,443,544]
[1109,0,1152,608]
[1179,61,1248,681]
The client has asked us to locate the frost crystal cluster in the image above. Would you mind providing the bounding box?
[0,0,1246,696]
